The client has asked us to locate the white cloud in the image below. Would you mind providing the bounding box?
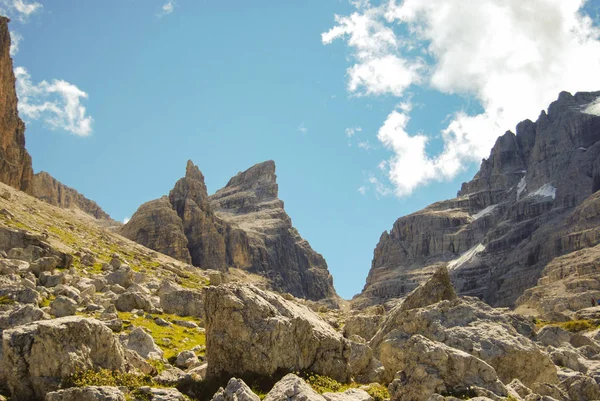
[346,126,362,137]
[15,67,93,137]
[9,30,22,56]
[358,140,374,151]
[0,0,41,21]
[325,0,600,196]
[357,186,367,195]
[298,122,308,135]
[158,0,175,17]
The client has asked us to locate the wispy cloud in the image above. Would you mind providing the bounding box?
[9,30,22,56]
[345,126,362,138]
[325,0,600,197]
[15,67,93,137]
[158,0,175,17]
[357,186,367,195]
[298,122,308,135]
[0,0,42,22]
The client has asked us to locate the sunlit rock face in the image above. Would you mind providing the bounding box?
[355,91,600,316]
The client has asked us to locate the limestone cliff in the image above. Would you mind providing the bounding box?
[121,160,337,301]
[355,91,600,316]
[0,17,33,194]
[31,172,113,221]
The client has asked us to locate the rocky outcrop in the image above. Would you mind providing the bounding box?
[263,374,325,401]
[0,17,33,194]
[45,386,126,401]
[203,284,367,382]
[210,378,260,401]
[122,160,337,301]
[370,297,558,387]
[2,316,127,401]
[355,91,600,312]
[31,172,113,221]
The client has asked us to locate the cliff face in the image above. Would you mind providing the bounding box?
[121,160,337,301]
[0,17,33,194]
[355,91,600,317]
[31,172,113,221]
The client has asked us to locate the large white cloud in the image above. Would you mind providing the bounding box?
[15,67,93,137]
[324,0,600,197]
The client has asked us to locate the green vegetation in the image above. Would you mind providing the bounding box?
[0,295,15,305]
[537,319,600,333]
[40,295,56,308]
[295,372,389,401]
[65,368,153,389]
[118,312,206,360]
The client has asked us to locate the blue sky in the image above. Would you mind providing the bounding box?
[4,0,600,298]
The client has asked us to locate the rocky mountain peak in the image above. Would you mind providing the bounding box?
[185,159,205,182]
[0,17,33,194]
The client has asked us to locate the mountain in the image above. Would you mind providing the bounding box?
[0,17,33,194]
[121,160,337,302]
[355,91,600,320]
[31,171,114,222]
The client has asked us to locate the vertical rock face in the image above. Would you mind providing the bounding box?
[355,91,600,312]
[169,161,228,270]
[31,171,113,221]
[122,160,337,301]
[0,17,33,194]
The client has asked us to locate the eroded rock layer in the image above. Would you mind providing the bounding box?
[355,91,600,316]
[0,17,33,194]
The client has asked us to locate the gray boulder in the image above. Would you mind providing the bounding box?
[264,374,325,401]
[210,378,260,401]
[50,295,77,317]
[122,327,163,360]
[45,386,126,401]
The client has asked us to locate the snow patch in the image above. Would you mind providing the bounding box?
[583,96,600,116]
[472,204,497,220]
[527,183,557,200]
[448,243,485,270]
[517,176,527,200]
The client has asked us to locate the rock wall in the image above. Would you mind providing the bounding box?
[122,160,337,301]
[31,171,113,221]
[355,91,600,312]
[0,17,33,194]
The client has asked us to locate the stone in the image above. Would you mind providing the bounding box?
[29,256,59,277]
[175,350,199,370]
[385,335,507,401]
[210,378,260,401]
[115,292,154,312]
[122,327,164,360]
[0,17,33,194]
[204,284,358,382]
[39,271,67,287]
[264,374,326,401]
[134,387,186,401]
[31,172,113,221]
[343,313,383,342]
[45,386,126,401]
[153,367,186,386]
[564,374,600,401]
[0,304,49,330]
[400,265,457,311]
[370,297,557,387]
[322,389,372,401]
[536,326,572,348]
[158,280,203,317]
[49,295,77,317]
[2,316,126,401]
[105,267,133,288]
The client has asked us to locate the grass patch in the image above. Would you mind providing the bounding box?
[40,295,56,308]
[119,312,205,360]
[537,319,600,333]
[65,368,153,390]
[296,372,389,401]
[0,295,15,305]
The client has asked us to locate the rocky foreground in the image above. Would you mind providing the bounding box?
[0,178,599,401]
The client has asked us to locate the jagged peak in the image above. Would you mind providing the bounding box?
[225,160,277,191]
[185,160,205,182]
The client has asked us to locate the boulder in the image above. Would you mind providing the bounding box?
[175,350,200,370]
[210,377,260,401]
[385,335,507,401]
[0,304,49,330]
[371,297,557,387]
[264,374,325,401]
[2,316,126,401]
[400,265,457,311]
[115,292,154,312]
[105,267,133,289]
[343,314,382,342]
[45,386,126,401]
[133,387,186,401]
[158,281,203,317]
[204,284,356,382]
[122,327,163,360]
[322,389,372,401]
[50,295,77,317]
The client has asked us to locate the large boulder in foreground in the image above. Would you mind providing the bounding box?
[400,265,456,311]
[204,284,357,382]
[371,297,557,387]
[2,316,126,401]
[45,386,126,401]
